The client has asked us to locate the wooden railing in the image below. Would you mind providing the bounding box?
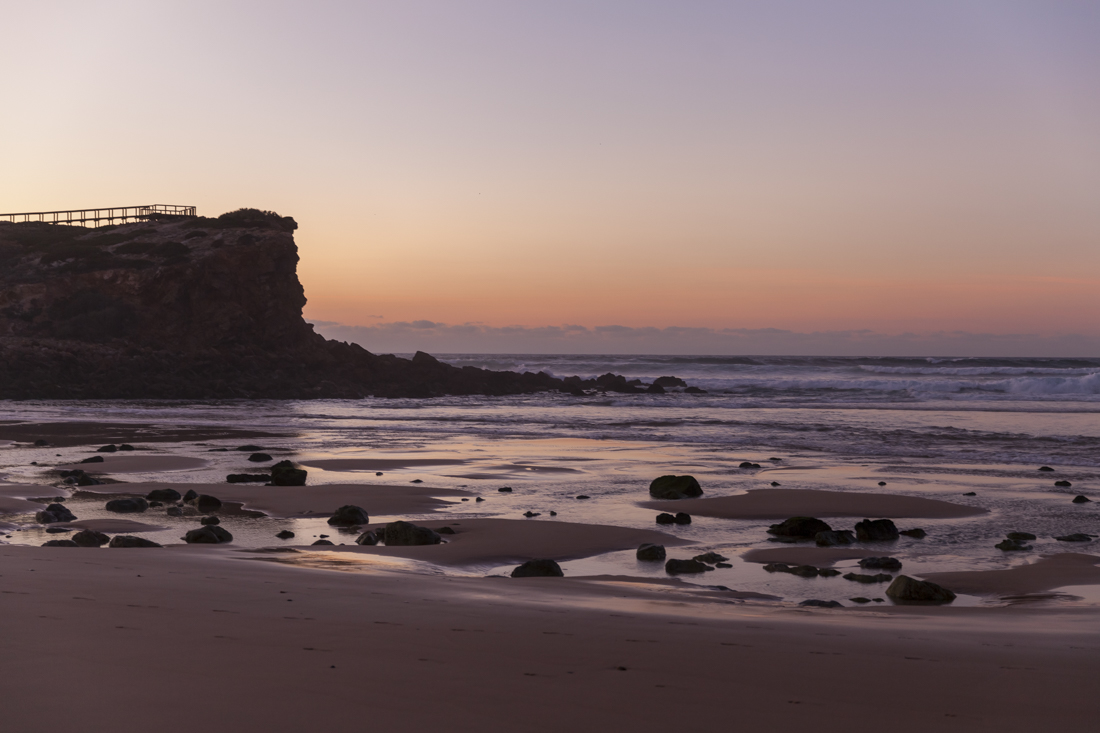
[0,205,197,227]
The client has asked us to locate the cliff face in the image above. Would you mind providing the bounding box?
[0,211,579,399]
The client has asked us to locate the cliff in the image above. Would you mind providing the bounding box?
[0,210,612,399]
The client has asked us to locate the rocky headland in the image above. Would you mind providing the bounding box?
[0,209,666,399]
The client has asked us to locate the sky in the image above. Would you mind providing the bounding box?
[2,1,1098,355]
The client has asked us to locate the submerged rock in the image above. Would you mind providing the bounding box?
[200,516,220,526]
[1072,495,1091,504]
[511,559,564,578]
[146,488,182,502]
[799,599,843,608]
[886,575,956,603]
[858,556,902,571]
[355,530,379,546]
[843,572,894,584]
[1055,533,1093,542]
[693,551,730,564]
[1055,480,1072,487]
[227,473,271,483]
[1006,531,1037,540]
[327,505,370,526]
[648,475,703,500]
[72,529,110,547]
[995,539,1031,551]
[276,530,296,539]
[35,503,76,524]
[184,525,233,544]
[194,494,222,513]
[636,543,666,561]
[899,528,927,539]
[105,497,149,514]
[271,460,307,486]
[42,539,80,547]
[108,535,162,548]
[248,452,273,462]
[383,520,441,546]
[665,558,711,575]
[768,516,832,539]
[854,518,899,542]
[815,530,854,547]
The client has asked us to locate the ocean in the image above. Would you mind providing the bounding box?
[2,354,1098,605]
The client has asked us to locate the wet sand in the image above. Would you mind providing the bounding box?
[0,421,288,448]
[742,547,883,566]
[644,488,986,519]
[923,553,1100,596]
[301,457,469,471]
[56,455,210,473]
[0,544,1096,732]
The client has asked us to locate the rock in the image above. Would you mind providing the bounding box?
[166,506,184,516]
[899,528,927,539]
[383,520,442,546]
[858,556,902,571]
[511,559,564,578]
[146,488,182,502]
[963,491,976,496]
[768,516,832,539]
[150,500,164,508]
[843,572,894,584]
[1072,495,1091,504]
[715,562,732,568]
[877,481,887,486]
[200,515,220,525]
[1006,531,1037,541]
[576,495,590,500]
[42,539,80,547]
[237,445,264,452]
[770,481,781,486]
[549,511,557,516]
[410,479,423,483]
[738,461,761,469]
[673,512,692,525]
[437,526,456,535]
[656,513,676,525]
[475,497,485,502]
[653,376,687,388]
[693,552,729,564]
[1055,480,1072,487]
[271,460,307,486]
[648,475,703,500]
[276,530,295,539]
[327,505,370,526]
[850,597,871,604]
[1038,466,1054,471]
[818,568,841,577]
[312,539,334,546]
[498,486,513,492]
[105,497,149,513]
[35,503,77,524]
[97,444,118,453]
[814,530,854,547]
[34,439,49,446]
[72,530,110,547]
[854,518,899,542]
[119,444,135,451]
[763,563,820,577]
[248,452,273,462]
[226,473,271,483]
[108,535,162,548]
[636,543,666,561]
[665,558,711,575]
[194,494,222,513]
[1055,534,1093,542]
[355,530,379,545]
[684,386,707,394]
[646,383,666,394]
[184,525,233,544]
[995,539,1031,551]
[885,575,956,603]
[183,489,198,503]
[799,600,843,608]
[79,455,105,464]
[523,511,540,518]
[46,526,72,533]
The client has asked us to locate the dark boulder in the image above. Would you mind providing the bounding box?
[227,473,271,483]
[166,506,184,516]
[511,559,564,578]
[523,511,540,518]
[576,495,590,500]
[1055,480,1072,487]
[42,539,80,547]
[271,460,307,486]
[105,497,149,513]
[858,557,902,571]
[80,455,105,464]
[184,525,233,544]
[194,495,222,513]
[648,475,703,500]
[183,489,198,503]
[995,539,1031,551]
[119,444,135,451]
[653,376,687,388]
[438,526,456,535]
[108,535,162,548]
[636,543,666,561]
[656,513,676,525]
[739,461,761,469]
[693,551,729,564]
[815,530,854,547]
[35,503,77,524]
[276,530,295,539]
[383,520,442,546]
[1038,466,1054,471]
[674,512,692,525]
[498,486,513,492]
[768,517,832,539]
[885,575,956,603]
[899,528,927,539]
[236,445,264,452]
[146,488,182,503]
[200,516,220,526]
[843,572,894,584]
[97,444,118,453]
[646,383,666,394]
[854,518,899,542]
[799,599,843,608]
[72,529,110,547]
[1006,531,1037,540]
[327,505,370,526]
[684,386,707,394]
[1055,533,1093,542]
[312,539,335,546]
[1072,495,1091,504]
[665,558,711,575]
[248,452,273,462]
[355,530,379,546]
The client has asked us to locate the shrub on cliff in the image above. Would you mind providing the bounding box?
[205,208,298,232]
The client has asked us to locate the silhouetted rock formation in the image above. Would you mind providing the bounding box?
[0,210,630,399]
